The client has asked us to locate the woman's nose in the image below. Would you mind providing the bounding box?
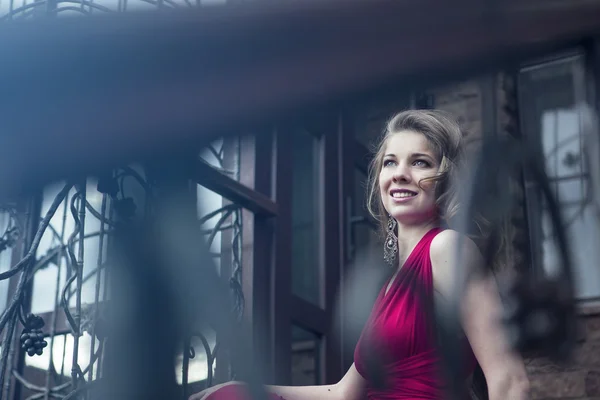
[392,163,411,183]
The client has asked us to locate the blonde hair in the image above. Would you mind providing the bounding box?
[366,109,465,237]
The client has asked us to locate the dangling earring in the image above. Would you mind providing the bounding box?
[383,216,398,266]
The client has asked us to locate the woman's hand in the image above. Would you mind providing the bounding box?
[188,381,237,400]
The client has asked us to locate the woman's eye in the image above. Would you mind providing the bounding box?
[414,160,430,167]
[383,160,396,167]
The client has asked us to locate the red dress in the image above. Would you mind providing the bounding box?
[354,227,476,399]
[206,228,476,400]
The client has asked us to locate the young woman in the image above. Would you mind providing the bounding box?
[190,110,530,400]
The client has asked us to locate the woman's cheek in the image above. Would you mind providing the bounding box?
[419,179,436,192]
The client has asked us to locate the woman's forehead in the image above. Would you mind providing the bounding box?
[383,130,439,156]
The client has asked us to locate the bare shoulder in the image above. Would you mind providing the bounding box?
[430,229,485,295]
[430,229,482,263]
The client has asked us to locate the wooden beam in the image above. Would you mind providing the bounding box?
[290,296,328,336]
[194,161,278,217]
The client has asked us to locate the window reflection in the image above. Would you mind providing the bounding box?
[352,168,379,259]
[197,138,244,277]
[31,180,111,314]
[199,138,241,182]
[519,54,600,298]
[175,330,217,385]
[0,210,13,314]
[0,0,227,19]
[291,325,321,386]
[291,130,322,306]
[24,332,101,380]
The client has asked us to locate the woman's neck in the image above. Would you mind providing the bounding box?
[395,218,440,266]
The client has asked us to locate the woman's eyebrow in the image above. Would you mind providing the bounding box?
[411,152,434,159]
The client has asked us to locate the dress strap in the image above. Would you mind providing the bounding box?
[408,227,443,266]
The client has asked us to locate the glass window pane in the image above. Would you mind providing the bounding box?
[24,332,101,380]
[353,168,368,218]
[77,180,111,308]
[519,54,600,299]
[175,330,217,385]
[31,180,110,314]
[540,109,583,179]
[353,168,379,259]
[291,325,321,386]
[1,0,220,19]
[291,130,322,305]
[199,137,242,183]
[540,204,600,298]
[557,178,584,205]
[540,209,560,277]
[0,210,14,314]
[196,168,247,385]
[566,205,600,298]
[197,184,229,275]
[196,136,244,280]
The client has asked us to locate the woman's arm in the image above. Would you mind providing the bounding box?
[430,230,530,400]
[189,363,367,400]
[268,364,367,400]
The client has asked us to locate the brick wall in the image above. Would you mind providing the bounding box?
[425,79,484,152]
[427,74,600,400]
[426,73,533,271]
[524,310,600,399]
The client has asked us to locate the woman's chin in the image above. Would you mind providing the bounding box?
[389,211,438,227]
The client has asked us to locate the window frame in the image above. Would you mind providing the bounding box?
[518,48,600,300]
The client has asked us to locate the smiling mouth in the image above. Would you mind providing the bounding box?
[390,189,417,199]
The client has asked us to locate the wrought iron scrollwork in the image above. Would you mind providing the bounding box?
[0,136,245,400]
[0,165,158,399]
[0,0,201,21]
[180,139,244,398]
